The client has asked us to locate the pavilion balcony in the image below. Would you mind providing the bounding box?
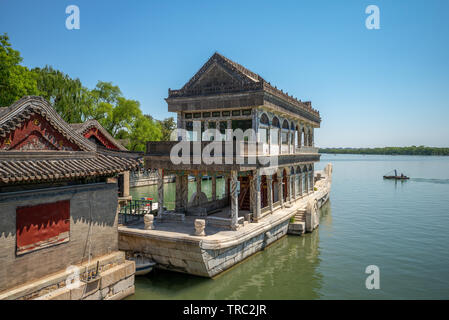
[145,141,320,171]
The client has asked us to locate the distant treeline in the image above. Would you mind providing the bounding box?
[319,146,449,156]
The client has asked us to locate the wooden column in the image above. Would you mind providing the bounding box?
[157,168,164,215]
[212,174,217,201]
[175,173,183,211]
[196,173,202,195]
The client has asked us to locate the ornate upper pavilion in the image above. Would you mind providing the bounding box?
[145,53,322,230]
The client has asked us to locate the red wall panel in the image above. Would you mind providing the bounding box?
[16,200,70,255]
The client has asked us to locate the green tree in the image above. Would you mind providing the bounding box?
[0,33,40,107]
[89,81,143,136]
[33,66,92,123]
[127,115,162,151]
[158,117,176,141]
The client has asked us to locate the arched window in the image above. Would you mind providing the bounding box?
[260,113,269,126]
[259,113,270,143]
[282,120,289,129]
[272,117,280,128]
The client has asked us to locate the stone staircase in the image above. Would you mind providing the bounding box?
[294,209,306,222]
[287,208,306,235]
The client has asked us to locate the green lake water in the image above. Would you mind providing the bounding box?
[128,154,449,299]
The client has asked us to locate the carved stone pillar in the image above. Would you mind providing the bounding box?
[286,173,292,203]
[175,173,188,212]
[157,168,164,215]
[251,170,261,221]
[226,120,232,141]
[299,173,303,196]
[230,170,239,230]
[215,121,220,140]
[252,109,259,139]
[225,173,230,198]
[304,169,309,194]
[278,168,284,208]
[267,175,273,213]
[177,112,185,141]
[203,121,209,141]
[291,173,296,201]
[310,168,314,192]
[278,130,282,154]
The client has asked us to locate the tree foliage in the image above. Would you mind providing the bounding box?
[0,33,175,151]
[0,33,39,106]
[33,66,91,123]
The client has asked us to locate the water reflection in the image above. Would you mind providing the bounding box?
[130,201,332,300]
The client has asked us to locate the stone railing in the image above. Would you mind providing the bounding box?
[146,141,319,158]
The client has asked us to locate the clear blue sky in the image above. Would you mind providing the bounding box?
[1,0,448,147]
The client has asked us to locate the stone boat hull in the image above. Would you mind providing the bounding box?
[118,164,332,278]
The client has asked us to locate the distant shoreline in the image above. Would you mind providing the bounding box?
[318,146,449,156]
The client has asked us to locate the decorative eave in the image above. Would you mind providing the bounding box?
[0,96,97,152]
[70,119,128,151]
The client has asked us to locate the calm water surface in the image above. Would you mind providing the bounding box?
[128,154,449,299]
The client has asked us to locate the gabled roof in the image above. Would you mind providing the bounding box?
[0,96,96,152]
[167,52,320,120]
[0,150,140,184]
[70,119,128,151]
[180,52,264,90]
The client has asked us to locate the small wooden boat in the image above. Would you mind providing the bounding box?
[129,254,156,276]
[383,169,409,180]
